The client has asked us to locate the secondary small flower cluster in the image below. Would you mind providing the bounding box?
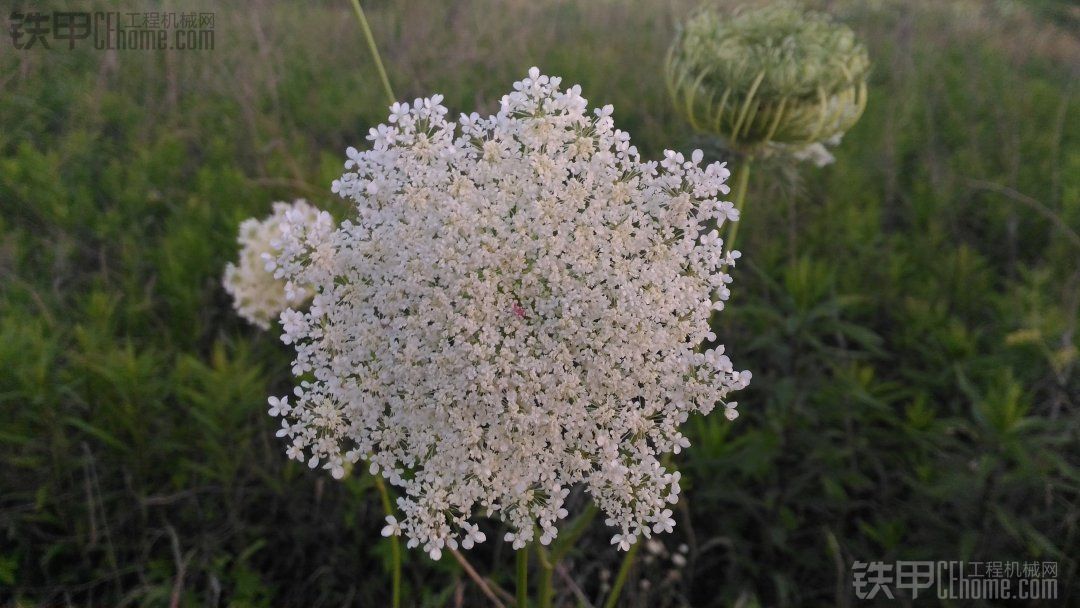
[223,200,328,329]
[265,69,749,559]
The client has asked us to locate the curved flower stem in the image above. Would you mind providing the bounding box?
[536,545,554,608]
[450,549,508,608]
[602,541,640,608]
[373,475,402,608]
[555,563,595,608]
[725,159,752,251]
[347,0,396,106]
[517,547,530,607]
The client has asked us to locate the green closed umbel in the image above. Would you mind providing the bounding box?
[666,3,869,155]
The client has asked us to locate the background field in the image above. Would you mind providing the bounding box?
[1,0,1078,606]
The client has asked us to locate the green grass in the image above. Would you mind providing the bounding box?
[1,0,1078,605]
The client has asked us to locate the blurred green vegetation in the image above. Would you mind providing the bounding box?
[1,0,1077,606]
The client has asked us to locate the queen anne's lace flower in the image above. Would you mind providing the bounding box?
[666,3,868,162]
[223,200,331,329]
[270,69,750,559]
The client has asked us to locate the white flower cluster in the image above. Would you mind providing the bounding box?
[269,69,750,559]
[223,200,327,329]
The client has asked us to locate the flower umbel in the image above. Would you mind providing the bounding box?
[271,69,750,559]
[223,200,329,329]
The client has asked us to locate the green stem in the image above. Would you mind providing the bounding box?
[345,7,400,599]
[347,0,396,106]
[602,541,640,608]
[516,547,530,608]
[536,545,553,608]
[374,476,402,608]
[726,159,752,250]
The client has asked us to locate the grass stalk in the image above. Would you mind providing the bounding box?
[348,0,396,106]
[345,5,400,602]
